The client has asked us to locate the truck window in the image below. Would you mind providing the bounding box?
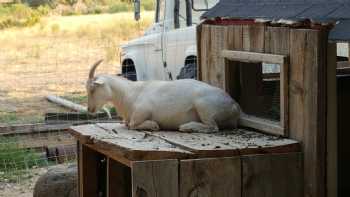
[179,0,188,28]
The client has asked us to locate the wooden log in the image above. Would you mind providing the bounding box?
[241,153,303,197]
[11,130,75,150]
[47,95,87,112]
[131,160,178,197]
[45,112,118,122]
[221,50,286,64]
[180,157,241,197]
[0,123,71,135]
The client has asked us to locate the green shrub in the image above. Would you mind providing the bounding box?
[57,0,77,6]
[107,2,132,13]
[0,4,50,29]
[85,5,103,14]
[25,0,57,8]
[141,0,154,11]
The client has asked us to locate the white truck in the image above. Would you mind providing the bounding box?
[120,0,217,81]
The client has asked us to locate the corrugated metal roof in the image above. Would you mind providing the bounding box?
[202,0,350,40]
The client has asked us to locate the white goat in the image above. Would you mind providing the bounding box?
[86,60,241,133]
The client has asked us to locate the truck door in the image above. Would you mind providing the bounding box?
[163,0,192,80]
[144,0,166,80]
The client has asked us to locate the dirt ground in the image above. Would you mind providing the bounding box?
[0,12,152,125]
[0,167,47,197]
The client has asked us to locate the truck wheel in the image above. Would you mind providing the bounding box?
[176,63,197,79]
[122,60,137,81]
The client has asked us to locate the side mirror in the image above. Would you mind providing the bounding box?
[192,0,217,11]
[134,0,141,21]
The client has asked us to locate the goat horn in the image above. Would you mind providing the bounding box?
[89,59,104,79]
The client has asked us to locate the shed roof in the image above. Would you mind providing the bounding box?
[202,0,350,41]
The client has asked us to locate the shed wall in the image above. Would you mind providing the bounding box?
[198,24,329,197]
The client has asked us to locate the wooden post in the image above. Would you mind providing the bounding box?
[289,29,328,197]
[327,43,337,197]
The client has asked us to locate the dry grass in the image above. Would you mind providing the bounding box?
[0,12,153,125]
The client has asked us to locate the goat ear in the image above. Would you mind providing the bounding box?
[93,78,105,85]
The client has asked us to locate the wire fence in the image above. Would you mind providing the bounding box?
[0,34,121,185]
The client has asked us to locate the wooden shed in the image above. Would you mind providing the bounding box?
[197,1,350,197]
[67,1,350,197]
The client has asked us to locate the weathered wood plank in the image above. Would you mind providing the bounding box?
[327,42,338,197]
[238,115,284,136]
[209,25,227,89]
[264,26,290,56]
[132,160,178,197]
[107,158,131,197]
[150,129,299,157]
[180,157,241,197]
[71,123,299,163]
[242,153,303,197]
[224,25,243,97]
[289,29,327,197]
[242,24,265,53]
[197,23,203,80]
[221,50,286,64]
[200,24,210,83]
[69,123,192,163]
[7,130,75,149]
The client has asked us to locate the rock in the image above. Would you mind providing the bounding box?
[33,164,78,197]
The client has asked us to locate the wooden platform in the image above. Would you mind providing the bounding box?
[69,123,300,166]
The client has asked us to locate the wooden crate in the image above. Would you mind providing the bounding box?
[69,123,303,197]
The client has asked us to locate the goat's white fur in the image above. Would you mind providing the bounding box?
[86,60,241,133]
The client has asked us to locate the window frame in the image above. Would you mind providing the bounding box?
[221,50,289,136]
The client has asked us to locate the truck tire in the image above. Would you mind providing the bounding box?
[176,63,197,79]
